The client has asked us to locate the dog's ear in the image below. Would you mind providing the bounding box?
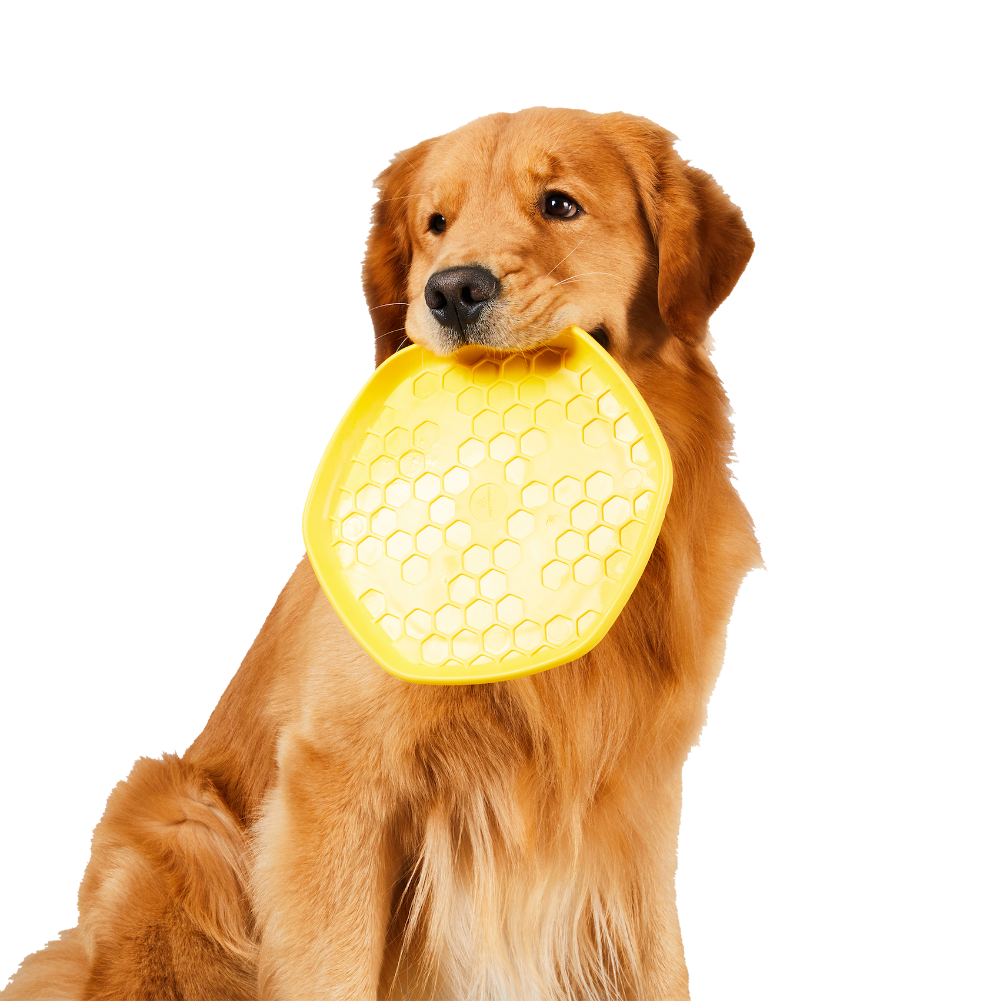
[603,114,754,346]
[363,140,435,365]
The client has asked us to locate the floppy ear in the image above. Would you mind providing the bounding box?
[362,140,434,365]
[603,114,754,345]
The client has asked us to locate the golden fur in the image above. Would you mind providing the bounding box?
[4,107,759,1001]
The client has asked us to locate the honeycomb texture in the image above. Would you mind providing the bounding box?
[305,326,672,684]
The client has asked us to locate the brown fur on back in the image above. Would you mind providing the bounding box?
[4,108,759,1001]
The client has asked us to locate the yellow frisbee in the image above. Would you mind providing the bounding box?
[303,326,672,684]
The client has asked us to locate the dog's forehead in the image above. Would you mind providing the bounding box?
[421,113,618,203]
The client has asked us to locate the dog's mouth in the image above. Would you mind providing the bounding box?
[419,319,609,358]
[416,265,611,357]
[588,328,609,351]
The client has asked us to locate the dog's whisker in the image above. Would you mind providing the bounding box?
[543,236,588,279]
[552,272,626,287]
[369,302,410,311]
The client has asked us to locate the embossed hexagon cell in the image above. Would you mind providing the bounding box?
[449,574,477,604]
[566,395,596,425]
[556,530,585,560]
[412,372,439,399]
[582,419,611,448]
[465,599,492,629]
[502,356,530,381]
[613,415,639,443]
[503,405,530,433]
[359,589,385,617]
[404,609,432,639]
[585,471,613,500]
[370,456,396,485]
[384,427,410,455]
[605,550,630,581]
[519,428,547,456]
[479,569,507,599]
[357,536,383,566]
[369,507,396,536]
[587,525,616,555]
[489,433,516,462]
[457,387,484,415]
[473,360,500,385]
[385,478,410,506]
[570,500,598,530]
[598,391,623,418]
[507,510,534,540]
[443,466,470,495]
[493,539,521,570]
[429,496,456,524]
[421,634,449,666]
[553,476,582,506]
[488,382,515,409]
[541,559,570,590]
[514,619,543,650]
[401,554,428,584]
[504,457,529,485]
[458,438,486,467]
[462,545,490,574]
[377,614,401,640]
[573,555,602,585]
[545,615,573,644]
[356,485,383,513]
[602,496,631,526]
[496,594,523,625]
[577,610,600,635]
[472,409,500,438]
[620,520,642,551]
[631,439,650,465]
[414,472,441,502]
[452,629,480,660]
[580,368,603,395]
[435,604,463,634]
[442,367,465,393]
[534,399,562,428]
[634,490,655,516]
[518,376,545,403]
[415,525,443,555]
[399,450,424,478]
[341,513,366,541]
[445,520,472,548]
[534,349,562,376]
[333,542,353,567]
[414,421,440,449]
[623,469,643,489]
[483,624,510,654]
[521,481,548,508]
[385,531,412,560]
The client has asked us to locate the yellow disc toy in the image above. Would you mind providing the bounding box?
[303,326,672,684]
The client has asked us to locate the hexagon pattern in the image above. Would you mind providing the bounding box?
[325,336,665,676]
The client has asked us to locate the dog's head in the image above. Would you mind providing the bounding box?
[363,107,752,364]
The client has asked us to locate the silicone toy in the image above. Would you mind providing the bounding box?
[303,326,672,684]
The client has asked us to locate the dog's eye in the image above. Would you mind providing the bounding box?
[542,192,582,219]
[429,214,447,234]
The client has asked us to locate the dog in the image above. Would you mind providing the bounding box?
[4,107,759,1001]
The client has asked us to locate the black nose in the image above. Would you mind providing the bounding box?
[423,266,499,331]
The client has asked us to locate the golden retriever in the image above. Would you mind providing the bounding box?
[4,106,759,1001]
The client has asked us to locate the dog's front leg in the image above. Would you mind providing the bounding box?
[253,732,393,1001]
